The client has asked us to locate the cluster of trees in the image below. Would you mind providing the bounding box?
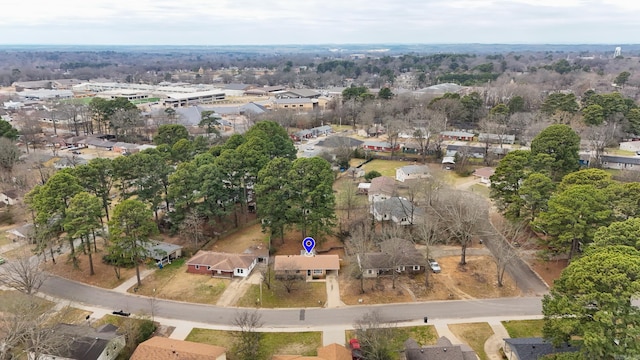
[23,121,336,283]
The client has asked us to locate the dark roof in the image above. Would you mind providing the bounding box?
[224,83,252,91]
[52,323,121,360]
[404,337,477,360]
[373,197,423,219]
[601,155,640,165]
[504,337,579,360]
[360,238,424,269]
[317,136,363,148]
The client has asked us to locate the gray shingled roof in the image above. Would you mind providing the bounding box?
[504,338,579,360]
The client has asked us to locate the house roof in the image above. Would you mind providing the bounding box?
[142,241,183,260]
[224,83,252,91]
[363,140,393,148]
[473,167,495,178]
[130,336,226,360]
[503,337,579,360]
[317,136,363,148]
[7,223,34,238]
[187,251,257,271]
[373,197,423,220]
[273,254,340,271]
[175,106,202,126]
[398,165,430,175]
[360,238,423,269]
[442,156,456,164]
[272,343,351,360]
[274,98,314,105]
[369,176,396,196]
[404,337,477,360]
[440,131,475,138]
[1,190,19,199]
[601,154,640,165]
[279,89,321,98]
[52,323,122,360]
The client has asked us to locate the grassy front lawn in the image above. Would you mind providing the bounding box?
[359,159,409,177]
[0,290,54,312]
[237,277,326,308]
[186,328,322,358]
[501,319,545,338]
[448,322,494,360]
[130,258,229,304]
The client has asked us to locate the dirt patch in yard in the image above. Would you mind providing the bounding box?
[529,259,567,288]
[43,244,137,289]
[204,223,267,254]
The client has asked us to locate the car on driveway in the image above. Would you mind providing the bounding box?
[428,259,441,273]
[349,338,363,359]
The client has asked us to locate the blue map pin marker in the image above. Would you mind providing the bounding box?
[303,237,316,255]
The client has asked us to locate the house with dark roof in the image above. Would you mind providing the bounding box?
[274,89,321,99]
[6,223,35,241]
[36,323,125,360]
[54,156,88,169]
[440,131,475,141]
[503,337,579,360]
[404,337,477,360]
[372,197,422,225]
[187,251,258,278]
[131,336,226,360]
[599,154,640,171]
[357,238,425,278]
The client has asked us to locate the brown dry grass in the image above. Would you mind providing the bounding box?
[530,259,567,288]
[448,322,494,360]
[340,255,519,305]
[44,243,136,289]
[128,259,229,305]
[204,223,267,253]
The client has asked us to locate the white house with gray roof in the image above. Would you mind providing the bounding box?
[372,197,422,225]
[396,165,430,182]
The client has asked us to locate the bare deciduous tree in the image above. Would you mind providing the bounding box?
[0,251,49,295]
[277,258,302,294]
[179,211,205,248]
[433,191,488,265]
[485,217,527,287]
[354,310,396,360]
[347,219,375,294]
[233,311,264,360]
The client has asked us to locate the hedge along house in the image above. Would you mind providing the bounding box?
[186,251,258,278]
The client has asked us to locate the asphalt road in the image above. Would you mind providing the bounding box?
[41,275,542,328]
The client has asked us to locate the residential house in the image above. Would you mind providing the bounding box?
[372,197,422,225]
[440,131,475,141]
[402,142,420,154]
[600,154,640,171]
[142,241,183,266]
[472,167,496,185]
[54,157,87,169]
[273,254,340,281]
[273,89,321,99]
[404,337,477,360]
[6,223,35,242]
[112,142,139,154]
[317,136,363,149]
[272,98,316,111]
[503,338,579,360]
[362,140,400,153]
[357,239,425,277]
[242,244,270,264]
[36,323,125,360]
[478,133,516,145]
[619,140,640,153]
[0,190,19,205]
[442,156,456,169]
[83,138,116,150]
[357,182,370,194]
[291,129,313,141]
[131,336,227,360]
[367,176,396,203]
[186,251,258,278]
[396,165,430,182]
[272,343,351,360]
[310,125,332,137]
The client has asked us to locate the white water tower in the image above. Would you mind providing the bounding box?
[614,47,622,57]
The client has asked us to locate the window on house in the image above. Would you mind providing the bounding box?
[195,265,200,270]
[401,217,408,222]
[313,269,323,274]
[367,269,374,274]
[413,265,420,271]
[238,269,244,273]
[207,266,211,270]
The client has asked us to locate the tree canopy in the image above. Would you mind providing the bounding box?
[543,246,640,359]
[530,124,580,181]
[0,119,18,140]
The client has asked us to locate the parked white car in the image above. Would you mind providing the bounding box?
[428,259,441,273]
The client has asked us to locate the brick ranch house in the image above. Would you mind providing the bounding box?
[186,251,258,278]
[273,254,340,281]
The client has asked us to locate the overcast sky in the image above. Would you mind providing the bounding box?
[1,0,638,45]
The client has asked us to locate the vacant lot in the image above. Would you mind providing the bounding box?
[204,222,267,253]
[187,328,322,359]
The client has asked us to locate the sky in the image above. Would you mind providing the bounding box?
[1,0,639,45]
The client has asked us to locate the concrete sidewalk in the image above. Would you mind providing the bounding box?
[325,274,345,308]
[112,269,155,293]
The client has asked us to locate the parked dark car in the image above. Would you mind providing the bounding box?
[112,310,131,317]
